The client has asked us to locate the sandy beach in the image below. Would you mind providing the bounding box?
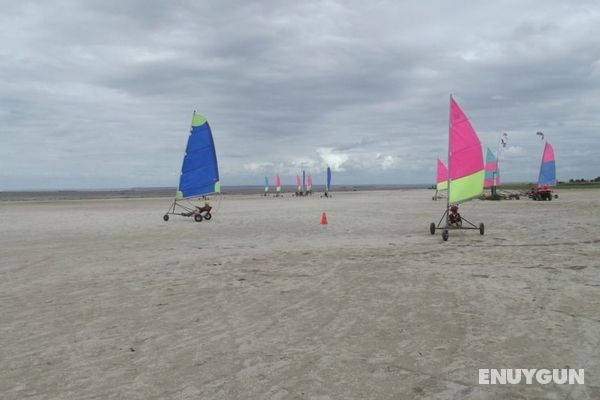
[1,189,599,399]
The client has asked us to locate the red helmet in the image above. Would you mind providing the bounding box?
[450,205,459,213]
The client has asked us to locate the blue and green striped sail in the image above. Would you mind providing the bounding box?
[176,113,220,199]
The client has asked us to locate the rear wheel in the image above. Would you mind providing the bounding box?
[442,230,449,241]
[430,223,436,235]
[204,213,212,220]
[479,222,485,235]
[194,214,203,222]
[554,194,558,199]
[163,214,169,221]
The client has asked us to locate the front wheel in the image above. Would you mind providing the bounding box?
[204,213,212,220]
[554,194,558,199]
[194,214,203,222]
[430,222,436,235]
[442,230,449,241]
[479,222,485,235]
[163,214,169,221]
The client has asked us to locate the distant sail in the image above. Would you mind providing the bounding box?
[326,166,332,191]
[177,113,220,199]
[307,174,313,191]
[302,170,306,191]
[448,98,484,203]
[264,176,269,193]
[538,142,556,187]
[296,174,302,191]
[275,174,282,192]
[436,159,448,191]
[484,148,499,188]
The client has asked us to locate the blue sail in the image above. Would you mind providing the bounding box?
[302,170,306,191]
[326,167,332,191]
[538,162,556,186]
[538,142,556,186]
[176,113,220,199]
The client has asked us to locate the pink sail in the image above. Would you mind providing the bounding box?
[275,174,281,188]
[447,97,484,203]
[485,161,498,170]
[543,142,555,163]
[307,174,313,187]
[295,174,301,188]
[450,98,484,180]
[437,159,448,184]
[538,142,556,186]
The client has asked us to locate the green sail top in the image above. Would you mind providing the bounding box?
[191,114,207,127]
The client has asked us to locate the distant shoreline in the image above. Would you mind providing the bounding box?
[2,182,597,202]
[0,185,429,202]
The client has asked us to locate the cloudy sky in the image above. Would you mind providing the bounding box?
[1,0,599,189]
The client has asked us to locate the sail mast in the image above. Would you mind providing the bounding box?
[494,138,502,189]
[446,94,452,226]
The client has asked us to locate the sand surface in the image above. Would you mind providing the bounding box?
[1,189,599,399]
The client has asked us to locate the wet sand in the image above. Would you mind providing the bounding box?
[1,190,599,399]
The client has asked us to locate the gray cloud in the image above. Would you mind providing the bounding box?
[1,0,599,189]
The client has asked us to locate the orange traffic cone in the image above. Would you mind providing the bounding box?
[321,212,328,225]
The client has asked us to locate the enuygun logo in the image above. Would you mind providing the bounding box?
[479,369,584,385]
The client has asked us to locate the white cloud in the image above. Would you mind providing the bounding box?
[316,148,349,171]
[504,146,527,157]
[376,153,396,170]
[243,162,275,173]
